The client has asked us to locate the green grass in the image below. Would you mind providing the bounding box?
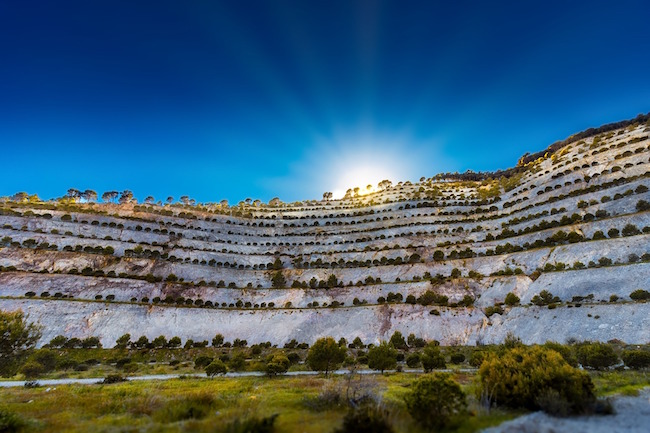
[1,369,596,433]
[589,370,650,396]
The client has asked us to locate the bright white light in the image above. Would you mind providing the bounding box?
[265,126,449,202]
[314,128,435,199]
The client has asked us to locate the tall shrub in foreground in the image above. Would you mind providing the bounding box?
[478,346,596,416]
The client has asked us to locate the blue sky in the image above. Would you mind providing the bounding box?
[1,1,649,203]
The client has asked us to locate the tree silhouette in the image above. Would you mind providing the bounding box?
[101,191,119,203]
[119,190,134,204]
[82,190,98,202]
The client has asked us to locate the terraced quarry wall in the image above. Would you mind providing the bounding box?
[1,122,649,347]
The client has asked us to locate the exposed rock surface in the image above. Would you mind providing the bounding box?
[1,120,649,346]
[483,388,650,433]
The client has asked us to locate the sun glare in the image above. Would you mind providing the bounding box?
[273,126,447,202]
[330,164,388,199]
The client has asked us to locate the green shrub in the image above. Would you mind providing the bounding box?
[449,352,466,364]
[621,350,650,369]
[478,346,596,415]
[205,360,228,377]
[388,331,407,350]
[405,353,421,368]
[194,355,213,369]
[404,373,466,429]
[637,200,650,211]
[0,407,26,433]
[101,374,127,384]
[484,305,503,317]
[228,352,246,372]
[575,342,619,370]
[265,353,290,377]
[504,292,520,306]
[421,343,446,372]
[307,337,347,375]
[19,361,44,379]
[334,403,394,433]
[29,349,57,372]
[622,224,641,236]
[216,415,278,433]
[630,289,650,301]
[367,342,397,373]
[154,393,215,422]
[531,290,560,306]
[469,350,487,367]
[542,342,578,367]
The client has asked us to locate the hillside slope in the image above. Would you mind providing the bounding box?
[1,118,649,346]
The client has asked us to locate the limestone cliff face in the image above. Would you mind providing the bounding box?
[1,120,649,346]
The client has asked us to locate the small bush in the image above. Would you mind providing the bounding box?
[367,342,397,373]
[421,343,446,372]
[265,353,290,376]
[0,407,26,433]
[504,292,520,306]
[630,289,650,301]
[449,352,465,364]
[102,374,127,384]
[469,350,486,367]
[531,290,560,306]
[205,360,228,377]
[405,353,421,368]
[334,403,394,433]
[621,350,650,369]
[20,361,44,379]
[194,355,213,369]
[404,373,466,429]
[155,393,215,422]
[575,342,619,370]
[637,200,650,211]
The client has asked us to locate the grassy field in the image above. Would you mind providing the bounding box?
[1,370,647,433]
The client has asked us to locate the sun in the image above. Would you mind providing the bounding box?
[276,126,445,202]
[330,164,388,199]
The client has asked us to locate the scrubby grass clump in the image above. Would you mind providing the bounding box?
[0,406,26,433]
[478,346,597,416]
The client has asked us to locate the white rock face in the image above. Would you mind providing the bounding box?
[0,122,649,346]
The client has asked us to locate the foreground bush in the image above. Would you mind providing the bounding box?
[0,406,26,433]
[334,402,394,433]
[404,373,466,429]
[478,346,596,416]
[154,393,215,423]
[621,350,650,369]
[216,414,278,433]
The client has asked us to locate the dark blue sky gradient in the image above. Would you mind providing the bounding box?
[1,1,649,203]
